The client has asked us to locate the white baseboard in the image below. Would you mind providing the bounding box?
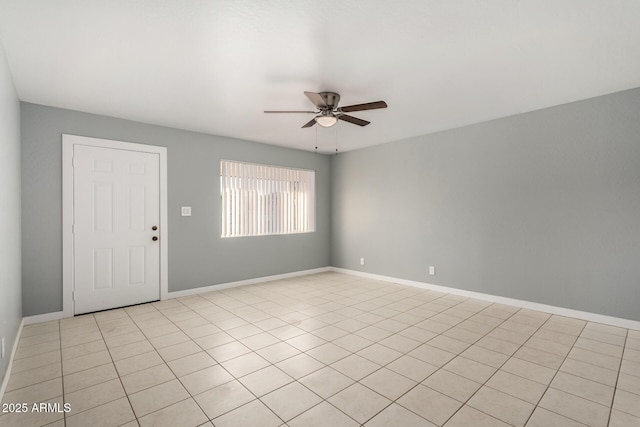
[166,267,332,299]
[23,311,66,326]
[21,265,637,331]
[331,267,640,331]
[18,268,333,323]
[0,318,24,402]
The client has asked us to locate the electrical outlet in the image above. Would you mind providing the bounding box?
[181,206,192,217]
[428,265,436,276]
[360,257,365,266]
[1,337,5,359]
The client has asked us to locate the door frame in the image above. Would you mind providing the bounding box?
[62,134,169,317]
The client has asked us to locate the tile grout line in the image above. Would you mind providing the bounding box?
[89,307,190,424]
[139,299,220,425]
[519,316,587,427]
[606,328,629,427]
[159,298,288,426]
[231,281,469,425]
[292,285,567,425]
[434,304,550,426]
[534,325,629,425]
[124,301,245,425]
[349,297,511,426]
[95,311,139,426]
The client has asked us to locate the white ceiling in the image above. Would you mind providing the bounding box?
[1,0,639,153]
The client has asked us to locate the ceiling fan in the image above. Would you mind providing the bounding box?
[265,91,387,128]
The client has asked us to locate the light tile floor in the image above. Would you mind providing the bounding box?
[2,272,640,426]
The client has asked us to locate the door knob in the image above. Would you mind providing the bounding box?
[152,236,158,241]
[152,226,158,231]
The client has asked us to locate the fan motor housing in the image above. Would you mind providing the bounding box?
[319,92,340,109]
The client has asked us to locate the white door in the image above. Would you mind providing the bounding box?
[73,144,161,314]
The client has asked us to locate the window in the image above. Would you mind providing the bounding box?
[220,160,315,237]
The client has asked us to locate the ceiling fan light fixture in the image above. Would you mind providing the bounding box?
[315,115,338,127]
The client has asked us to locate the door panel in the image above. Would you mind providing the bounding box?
[73,144,160,314]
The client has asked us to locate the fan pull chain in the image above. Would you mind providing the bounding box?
[315,125,318,153]
[335,125,339,154]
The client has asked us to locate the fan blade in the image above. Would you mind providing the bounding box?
[340,101,387,112]
[264,110,316,113]
[338,115,370,126]
[302,118,317,128]
[304,91,327,108]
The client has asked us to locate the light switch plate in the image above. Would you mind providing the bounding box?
[181,206,192,217]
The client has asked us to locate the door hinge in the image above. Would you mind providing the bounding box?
[72,291,76,301]
[72,156,78,167]
[72,224,75,234]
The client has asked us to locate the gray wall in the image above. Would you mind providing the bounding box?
[0,41,21,382]
[21,103,331,316]
[331,88,640,321]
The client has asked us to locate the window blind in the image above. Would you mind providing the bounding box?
[220,160,315,238]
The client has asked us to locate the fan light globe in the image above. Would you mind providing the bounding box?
[315,115,338,127]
